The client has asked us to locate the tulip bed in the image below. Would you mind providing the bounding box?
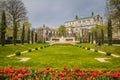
[0,67,120,80]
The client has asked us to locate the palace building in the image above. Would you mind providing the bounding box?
[64,14,103,37]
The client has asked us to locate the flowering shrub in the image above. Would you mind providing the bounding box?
[0,67,120,80]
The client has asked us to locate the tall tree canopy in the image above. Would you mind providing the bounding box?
[6,0,27,45]
[1,10,7,46]
[106,0,120,29]
[57,25,67,37]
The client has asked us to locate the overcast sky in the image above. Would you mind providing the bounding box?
[23,0,106,28]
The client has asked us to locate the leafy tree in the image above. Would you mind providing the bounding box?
[108,17,112,46]
[6,0,27,45]
[21,24,25,44]
[1,10,7,46]
[57,25,67,37]
[106,0,120,39]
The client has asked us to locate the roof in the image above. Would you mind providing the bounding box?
[65,15,101,23]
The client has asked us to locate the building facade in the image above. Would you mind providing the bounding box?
[64,14,103,39]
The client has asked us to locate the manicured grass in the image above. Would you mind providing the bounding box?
[1,45,120,70]
[77,43,120,55]
[0,43,47,56]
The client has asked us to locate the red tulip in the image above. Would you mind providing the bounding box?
[98,70,103,75]
[67,77,71,80]
[7,73,12,77]
[36,77,40,80]
[106,72,111,77]
[0,70,4,73]
[22,67,27,73]
[60,77,64,80]
[29,71,32,75]
[18,73,24,79]
[77,78,81,80]
[68,72,75,77]
[74,68,80,71]
[52,77,56,80]
[12,76,18,80]
[0,73,2,77]
[78,72,85,76]
[86,77,91,80]
[46,67,50,71]
[61,73,67,77]
[37,69,40,74]
[25,72,29,76]
[87,71,91,75]
[4,68,10,72]
[16,68,21,73]
[92,72,97,77]
[9,69,14,73]
[64,67,69,71]
[113,72,119,79]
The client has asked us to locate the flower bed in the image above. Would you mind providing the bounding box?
[0,67,120,80]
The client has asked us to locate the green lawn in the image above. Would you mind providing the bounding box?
[0,44,120,70]
[77,43,120,55]
[0,43,47,56]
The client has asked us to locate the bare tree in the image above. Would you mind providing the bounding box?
[6,0,27,45]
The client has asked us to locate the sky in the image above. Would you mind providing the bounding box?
[23,0,106,28]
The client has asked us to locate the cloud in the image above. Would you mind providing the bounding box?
[23,0,106,28]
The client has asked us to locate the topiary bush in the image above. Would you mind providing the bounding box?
[15,51,21,56]
[106,52,111,56]
[35,48,38,50]
[40,47,43,49]
[28,49,32,52]
[87,47,90,50]
[79,46,82,48]
[83,47,85,49]
[94,49,98,52]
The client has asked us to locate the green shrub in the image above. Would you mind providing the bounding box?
[87,47,90,50]
[83,47,85,49]
[94,49,98,52]
[28,49,32,52]
[15,51,21,56]
[79,46,82,48]
[106,52,111,56]
[40,47,43,49]
[35,48,38,50]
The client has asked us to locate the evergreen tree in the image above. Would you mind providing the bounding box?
[1,10,7,46]
[13,22,17,45]
[35,32,37,43]
[31,29,34,44]
[101,29,104,44]
[108,17,112,46]
[88,32,91,43]
[21,24,25,44]
[27,27,30,44]
[94,31,98,44]
[91,32,94,43]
